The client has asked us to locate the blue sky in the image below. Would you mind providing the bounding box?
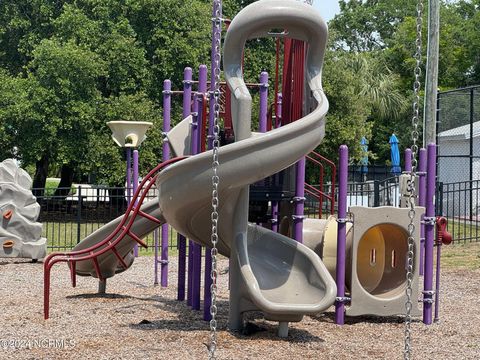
[313,0,341,22]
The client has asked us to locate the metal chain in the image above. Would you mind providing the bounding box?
[404,0,424,359]
[208,1,222,359]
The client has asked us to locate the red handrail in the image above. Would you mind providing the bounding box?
[43,156,188,319]
[305,151,336,218]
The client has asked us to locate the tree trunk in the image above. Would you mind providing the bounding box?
[32,154,49,198]
[53,164,75,198]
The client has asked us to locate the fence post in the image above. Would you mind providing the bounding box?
[373,180,380,207]
[469,88,474,221]
[437,182,444,216]
[76,186,82,244]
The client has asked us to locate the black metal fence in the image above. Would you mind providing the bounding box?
[36,177,479,250]
[305,175,401,219]
[437,179,480,243]
[35,186,177,251]
[348,165,401,183]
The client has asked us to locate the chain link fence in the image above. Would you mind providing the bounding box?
[437,86,480,238]
[437,86,480,184]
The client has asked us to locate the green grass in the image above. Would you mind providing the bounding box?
[45,221,179,256]
[44,179,61,197]
[44,178,77,197]
[440,241,480,270]
[446,220,480,243]
[44,221,480,270]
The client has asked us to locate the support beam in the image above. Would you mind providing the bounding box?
[423,0,440,145]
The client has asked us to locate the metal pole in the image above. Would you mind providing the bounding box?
[160,79,172,287]
[259,72,269,132]
[276,93,282,128]
[293,158,305,243]
[423,0,440,145]
[418,148,427,276]
[188,70,200,309]
[198,65,208,149]
[270,92,282,233]
[335,145,348,325]
[126,148,132,204]
[191,65,208,311]
[434,224,442,322]
[404,148,412,172]
[423,143,436,324]
[133,149,139,257]
[177,67,192,302]
[469,88,474,221]
[186,68,195,307]
[154,229,159,285]
[76,186,82,244]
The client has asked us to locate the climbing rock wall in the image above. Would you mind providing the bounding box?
[0,159,46,259]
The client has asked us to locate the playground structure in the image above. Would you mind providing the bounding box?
[0,159,47,260]
[42,0,451,352]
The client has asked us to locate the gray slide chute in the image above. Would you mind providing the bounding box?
[157,0,336,336]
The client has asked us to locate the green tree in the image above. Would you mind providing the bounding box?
[26,38,104,193]
[330,0,417,52]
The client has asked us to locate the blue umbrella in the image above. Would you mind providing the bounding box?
[359,136,369,174]
[389,133,401,174]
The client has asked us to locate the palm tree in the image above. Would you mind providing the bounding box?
[347,54,409,120]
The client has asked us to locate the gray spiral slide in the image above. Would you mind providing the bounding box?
[157,0,336,336]
[70,0,336,336]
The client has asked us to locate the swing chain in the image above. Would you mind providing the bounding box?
[404,0,424,359]
[209,1,222,359]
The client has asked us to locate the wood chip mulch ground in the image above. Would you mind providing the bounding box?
[0,255,479,359]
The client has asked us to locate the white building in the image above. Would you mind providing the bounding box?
[437,121,480,216]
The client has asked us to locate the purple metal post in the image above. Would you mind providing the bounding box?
[198,65,208,148]
[418,148,427,276]
[133,149,139,257]
[190,86,199,159]
[335,145,348,325]
[259,72,268,132]
[190,65,208,311]
[271,202,279,233]
[159,79,172,287]
[276,93,282,128]
[126,148,132,204]
[423,143,436,325]
[187,71,200,308]
[153,229,159,285]
[270,92,282,232]
[293,158,306,243]
[177,67,192,302]
[434,229,442,322]
[404,148,412,172]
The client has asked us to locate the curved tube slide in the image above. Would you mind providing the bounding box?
[157,0,336,335]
